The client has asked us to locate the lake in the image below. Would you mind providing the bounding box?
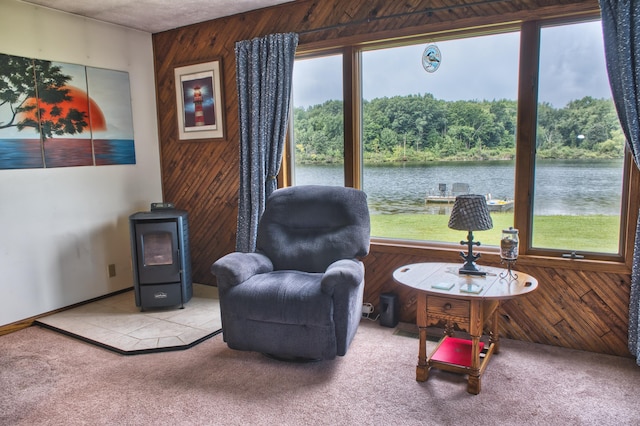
[294,159,624,216]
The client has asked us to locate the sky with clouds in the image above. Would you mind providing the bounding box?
[293,20,611,109]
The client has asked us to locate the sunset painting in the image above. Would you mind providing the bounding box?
[0,53,135,169]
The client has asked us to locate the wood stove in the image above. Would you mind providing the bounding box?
[129,204,192,311]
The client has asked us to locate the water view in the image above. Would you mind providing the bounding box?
[294,159,624,216]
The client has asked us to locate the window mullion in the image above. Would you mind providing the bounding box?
[514,21,540,255]
[343,46,361,189]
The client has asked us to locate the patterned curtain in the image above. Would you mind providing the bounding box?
[234,33,299,252]
[599,0,640,364]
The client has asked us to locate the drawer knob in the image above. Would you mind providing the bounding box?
[443,303,452,311]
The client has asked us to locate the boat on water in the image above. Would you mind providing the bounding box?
[425,184,514,212]
[486,198,514,212]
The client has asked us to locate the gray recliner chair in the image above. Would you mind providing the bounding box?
[211,185,370,360]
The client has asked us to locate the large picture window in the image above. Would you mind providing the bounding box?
[532,20,625,255]
[361,33,519,245]
[288,14,629,261]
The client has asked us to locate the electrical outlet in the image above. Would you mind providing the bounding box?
[108,264,116,278]
[362,303,374,314]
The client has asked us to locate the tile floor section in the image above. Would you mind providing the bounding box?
[36,284,222,354]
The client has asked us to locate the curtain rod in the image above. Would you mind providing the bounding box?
[298,0,512,36]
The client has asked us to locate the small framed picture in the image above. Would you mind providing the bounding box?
[174,60,225,141]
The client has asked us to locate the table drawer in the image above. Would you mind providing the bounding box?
[427,296,469,318]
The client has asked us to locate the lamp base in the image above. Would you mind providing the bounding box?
[457,231,486,276]
[458,263,487,276]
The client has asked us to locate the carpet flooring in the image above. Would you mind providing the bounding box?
[35,284,222,355]
[5,287,640,424]
[2,319,639,425]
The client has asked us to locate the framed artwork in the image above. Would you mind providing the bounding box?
[0,53,135,170]
[174,60,225,141]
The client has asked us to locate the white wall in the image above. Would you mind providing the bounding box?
[0,0,163,326]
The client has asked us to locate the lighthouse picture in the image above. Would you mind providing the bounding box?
[192,85,205,126]
[175,60,225,140]
[181,77,215,128]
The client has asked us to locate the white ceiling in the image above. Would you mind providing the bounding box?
[21,0,295,33]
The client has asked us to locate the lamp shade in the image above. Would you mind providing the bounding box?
[448,194,493,231]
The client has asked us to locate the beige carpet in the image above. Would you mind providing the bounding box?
[2,317,639,425]
[35,284,221,354]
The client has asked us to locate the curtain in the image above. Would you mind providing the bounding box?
[234,33,299,252]
[599,0,640,364]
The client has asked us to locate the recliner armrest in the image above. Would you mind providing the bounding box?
[211,252,274,291]
[320,259,364,295]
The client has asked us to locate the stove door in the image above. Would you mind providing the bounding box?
[134,220,181,284]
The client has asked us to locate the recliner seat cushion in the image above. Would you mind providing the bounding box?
[222,270,333,326]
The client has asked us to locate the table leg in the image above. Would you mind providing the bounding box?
[467,375,481,395]
[416,294,429,382]
[489,301,501,354]
[416,326,429,382]
[467,300,482,395]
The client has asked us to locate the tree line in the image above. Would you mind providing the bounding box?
[292,93,625,164]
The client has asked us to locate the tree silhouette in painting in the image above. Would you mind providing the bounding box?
[0,54,88,140]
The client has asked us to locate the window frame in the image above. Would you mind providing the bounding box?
[284,12,636,266]
[517,18,632,263]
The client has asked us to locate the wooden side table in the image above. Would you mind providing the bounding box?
[393,262,538,395]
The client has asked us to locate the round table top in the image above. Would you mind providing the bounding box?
[392,262,538,300]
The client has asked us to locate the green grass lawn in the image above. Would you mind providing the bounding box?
[370,213,620,253]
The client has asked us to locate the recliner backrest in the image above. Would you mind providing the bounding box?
[256,185,370,272]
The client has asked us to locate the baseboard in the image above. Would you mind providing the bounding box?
[0,287,134,336]
[0,284,218,337]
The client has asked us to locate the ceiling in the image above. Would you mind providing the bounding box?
[21,0,295,33]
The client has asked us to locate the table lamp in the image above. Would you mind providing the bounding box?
[448,194,493,276]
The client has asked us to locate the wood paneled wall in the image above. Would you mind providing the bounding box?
[153,0,634,357]
[362,245,631,356]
